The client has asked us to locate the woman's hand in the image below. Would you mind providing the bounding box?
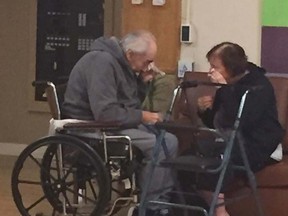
[197,96,213,112]
[208,69,227,84]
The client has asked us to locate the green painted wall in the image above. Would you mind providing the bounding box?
[262,0,288,27]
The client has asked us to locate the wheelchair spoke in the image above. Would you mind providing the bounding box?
[28,154,43,169]
[54,147,61,179]
[63,165,78,181]
[65,187,98,204]
[63,179,76,188]
[88,179,98,200]
[28,152,58,183]
[77,171,97,183]
[17,180,42,185]
[111,188,122,195]
[61,190,73,208]
[26,195,46,211]
[52,208,59,216]
[62,170,98,189]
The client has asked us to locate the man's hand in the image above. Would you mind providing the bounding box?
[141,69,155,83]
[140,62,165,83]
[142,111,163,124]
[197,96,213,112]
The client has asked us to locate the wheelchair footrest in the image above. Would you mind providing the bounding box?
[160,155,222,172]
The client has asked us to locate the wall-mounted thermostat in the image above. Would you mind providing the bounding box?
[180,24,193,43]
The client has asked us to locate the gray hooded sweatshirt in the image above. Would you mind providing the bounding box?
[62,37,144,126]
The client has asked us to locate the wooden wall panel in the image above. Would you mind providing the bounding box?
[121,0,181,73]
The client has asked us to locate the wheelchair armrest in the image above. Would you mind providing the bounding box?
[155,121,199,131]
[160,155,222,172]
[155,122,221,136]
[63,121,123,131]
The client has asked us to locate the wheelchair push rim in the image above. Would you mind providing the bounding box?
[11,135,111,216]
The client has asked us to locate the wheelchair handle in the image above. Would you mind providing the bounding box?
[32,80,57,90]
[32,80,50,87]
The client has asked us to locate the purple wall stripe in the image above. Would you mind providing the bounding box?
[261,26,288,74]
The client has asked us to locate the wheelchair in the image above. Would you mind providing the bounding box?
[11,81,141,216]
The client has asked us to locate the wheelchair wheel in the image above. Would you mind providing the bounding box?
[11,135,110,216]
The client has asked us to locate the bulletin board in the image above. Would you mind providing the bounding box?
[121,0,181,73]
[34,0,104,101]
[261,0,288,73]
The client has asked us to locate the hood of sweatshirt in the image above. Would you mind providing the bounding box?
[247,62,266,74]
[90,36,130,69]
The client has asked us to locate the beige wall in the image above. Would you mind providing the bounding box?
[104,0,122,37]
[0,0,51,144]
[181,0,262,72]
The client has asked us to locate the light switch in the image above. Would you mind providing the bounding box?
[152,0,165,6]
[131,0,143,4]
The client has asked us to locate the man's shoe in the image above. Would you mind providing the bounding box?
[153,208,174,216]
[131,207,174,216]
[131,207,155,216]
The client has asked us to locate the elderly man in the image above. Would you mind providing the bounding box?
[62,30,178,216]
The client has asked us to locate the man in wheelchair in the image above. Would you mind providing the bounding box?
[62,30,178,216]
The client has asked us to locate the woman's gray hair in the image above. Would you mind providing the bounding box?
[120,30,156,54]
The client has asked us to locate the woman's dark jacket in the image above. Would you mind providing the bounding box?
[198,64,284,172]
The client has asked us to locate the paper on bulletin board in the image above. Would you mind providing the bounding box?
[178,60,194,78]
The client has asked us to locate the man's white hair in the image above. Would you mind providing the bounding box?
[120,30,156,54]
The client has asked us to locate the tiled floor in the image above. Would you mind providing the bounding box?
[0,155,129,216]
[0,155,20,216]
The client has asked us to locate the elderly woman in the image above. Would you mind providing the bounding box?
[197,42,284,216]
